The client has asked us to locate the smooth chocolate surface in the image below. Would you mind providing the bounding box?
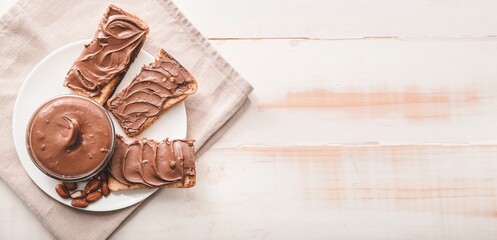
[27,96,113,177]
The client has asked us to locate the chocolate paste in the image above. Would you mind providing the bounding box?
[27,96,114,177]
[64,5,148,97]
[109,135,195,187]
[107,49,196,134]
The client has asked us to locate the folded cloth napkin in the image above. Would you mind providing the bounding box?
[0,0,253,239]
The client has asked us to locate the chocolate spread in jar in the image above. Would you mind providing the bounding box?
[27,96,114,178]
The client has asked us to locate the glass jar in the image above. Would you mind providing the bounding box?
[26,95,115,182]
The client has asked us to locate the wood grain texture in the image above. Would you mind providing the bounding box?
[112,146,497,240]
[205,39,497,146]
[174,0,497,39]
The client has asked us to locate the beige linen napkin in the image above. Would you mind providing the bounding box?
[0,0,253,239]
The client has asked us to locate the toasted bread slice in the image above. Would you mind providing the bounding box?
[108,135,196,191]
[108,174,195,191]
[64,4,149,105]
[107,49,198,136]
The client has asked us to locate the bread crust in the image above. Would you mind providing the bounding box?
[108,174,196,191]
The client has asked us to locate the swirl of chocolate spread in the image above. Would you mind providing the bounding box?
[109,135,195,187]
[107,50,196,134]
[64,6,148,97]
[27,96,114,178]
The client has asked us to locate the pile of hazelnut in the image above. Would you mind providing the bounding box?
[54,171,111,208]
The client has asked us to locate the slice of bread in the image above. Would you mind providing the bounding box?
[64,4,149,105]
[107,49,198,136]
[108,174,195,191]
[107,135,196,191]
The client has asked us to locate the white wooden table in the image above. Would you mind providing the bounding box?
[3,1,497,239]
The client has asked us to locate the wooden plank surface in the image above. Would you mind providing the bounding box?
[2,0,497,239]
[209,39,497,145]
[111,145,497,239]
[174,0,497,39]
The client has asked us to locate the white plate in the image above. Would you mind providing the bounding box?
[12,40,187,211]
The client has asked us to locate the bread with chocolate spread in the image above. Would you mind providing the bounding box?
[106,49,198,136]
[107,135,195,191]
[64,4,149,105]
